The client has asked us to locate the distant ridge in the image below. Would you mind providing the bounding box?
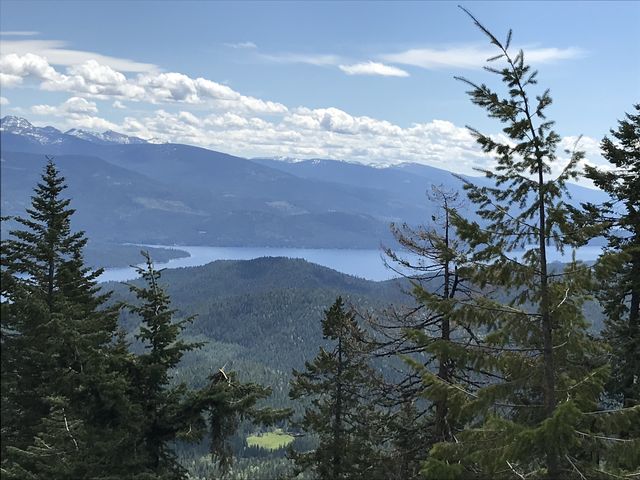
[64,127,147,145]
[0,116,148,146]
[1,115,610,252]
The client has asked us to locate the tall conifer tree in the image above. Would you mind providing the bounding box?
[369,186,478,479]
[123,252,290,478]
[420,9,639,479]
[577,105,639,407]
[290,297,386,479]
[1,159,133,478]
[123,251,201,478]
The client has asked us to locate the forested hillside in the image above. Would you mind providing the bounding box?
[107,257,408,405]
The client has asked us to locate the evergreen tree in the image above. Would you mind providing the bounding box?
[577,105,639,407]
[123,252,290,478]
[368,186,477,479]
[289,297,386,479]
[1,159,135,478]
[122,251,202,478]
[420,9,639,479]
[1,159,288,479]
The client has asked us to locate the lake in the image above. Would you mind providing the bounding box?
[98,244,605,284]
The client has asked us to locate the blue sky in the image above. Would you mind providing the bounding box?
[1,1,638,176]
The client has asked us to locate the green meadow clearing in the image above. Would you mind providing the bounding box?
[246,429,295,451]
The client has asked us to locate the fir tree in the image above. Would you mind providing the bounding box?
[577,105,639,407]
[290,297,386,479]
[420,9,640,479]
[123,252,290,477]
[123,251,201,478]
[1,158,134,478]
[1,158,288,478]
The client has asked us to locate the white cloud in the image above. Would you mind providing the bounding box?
[381,44,585,70]
[1,53,287,114]
[178,111,200,126]
[62,96,98,114]
[68,60,128,86]
[68,115,119,131]
[524,47,586,64]
[0,72,23,87]
[0,96,9,105]
[224,41,257,49]
[1,39,157,72]
[339,61,409,77]
[546,135,605,188]
[260,52,342,66]
[112,100,126,109]
[31,96,98,116]
[0,53,61,81]
[31,104,58,115]
[0,31,40,36]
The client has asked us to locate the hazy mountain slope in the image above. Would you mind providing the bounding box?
[2,116,609,252]
[394,162,610,207]
[255,158,610,211]
[1,150,214,244]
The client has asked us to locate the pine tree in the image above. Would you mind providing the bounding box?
[123,251,290,478]
[420,9,640,479]
[1,158,135,478]
[578,105,639,407]
[289,297,386,479]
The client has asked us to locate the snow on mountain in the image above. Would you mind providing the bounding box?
[0,116,65,145]
[101,130,147,144]
[65,127,147,145]
[0,116,148,146]
[64,128,105,143]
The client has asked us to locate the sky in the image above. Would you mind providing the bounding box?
[1,0,639,178]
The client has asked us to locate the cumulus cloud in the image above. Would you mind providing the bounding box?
[112,100,126,109]
[68,60,128,86]
[98,106,487,174]
[381,44,585,70]
[31,96,98,116]
[0,72,23,87]
[69,115,119,131]
[1,53,61,82]
[62,96,98,114]
[1,53,288,114]
[339,61,409,77]
[0,96,9,105]
[30,104,58,115]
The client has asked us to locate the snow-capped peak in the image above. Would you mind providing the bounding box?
[1,115,35,132]
[1,116,150,146]
[101,130,147,144]
[0,116,64,144]
[65,127,147,145]
[65,128,97,141]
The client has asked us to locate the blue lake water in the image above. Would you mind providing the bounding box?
[98,244,605,284]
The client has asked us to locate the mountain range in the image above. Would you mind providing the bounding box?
[1,116,609,261]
